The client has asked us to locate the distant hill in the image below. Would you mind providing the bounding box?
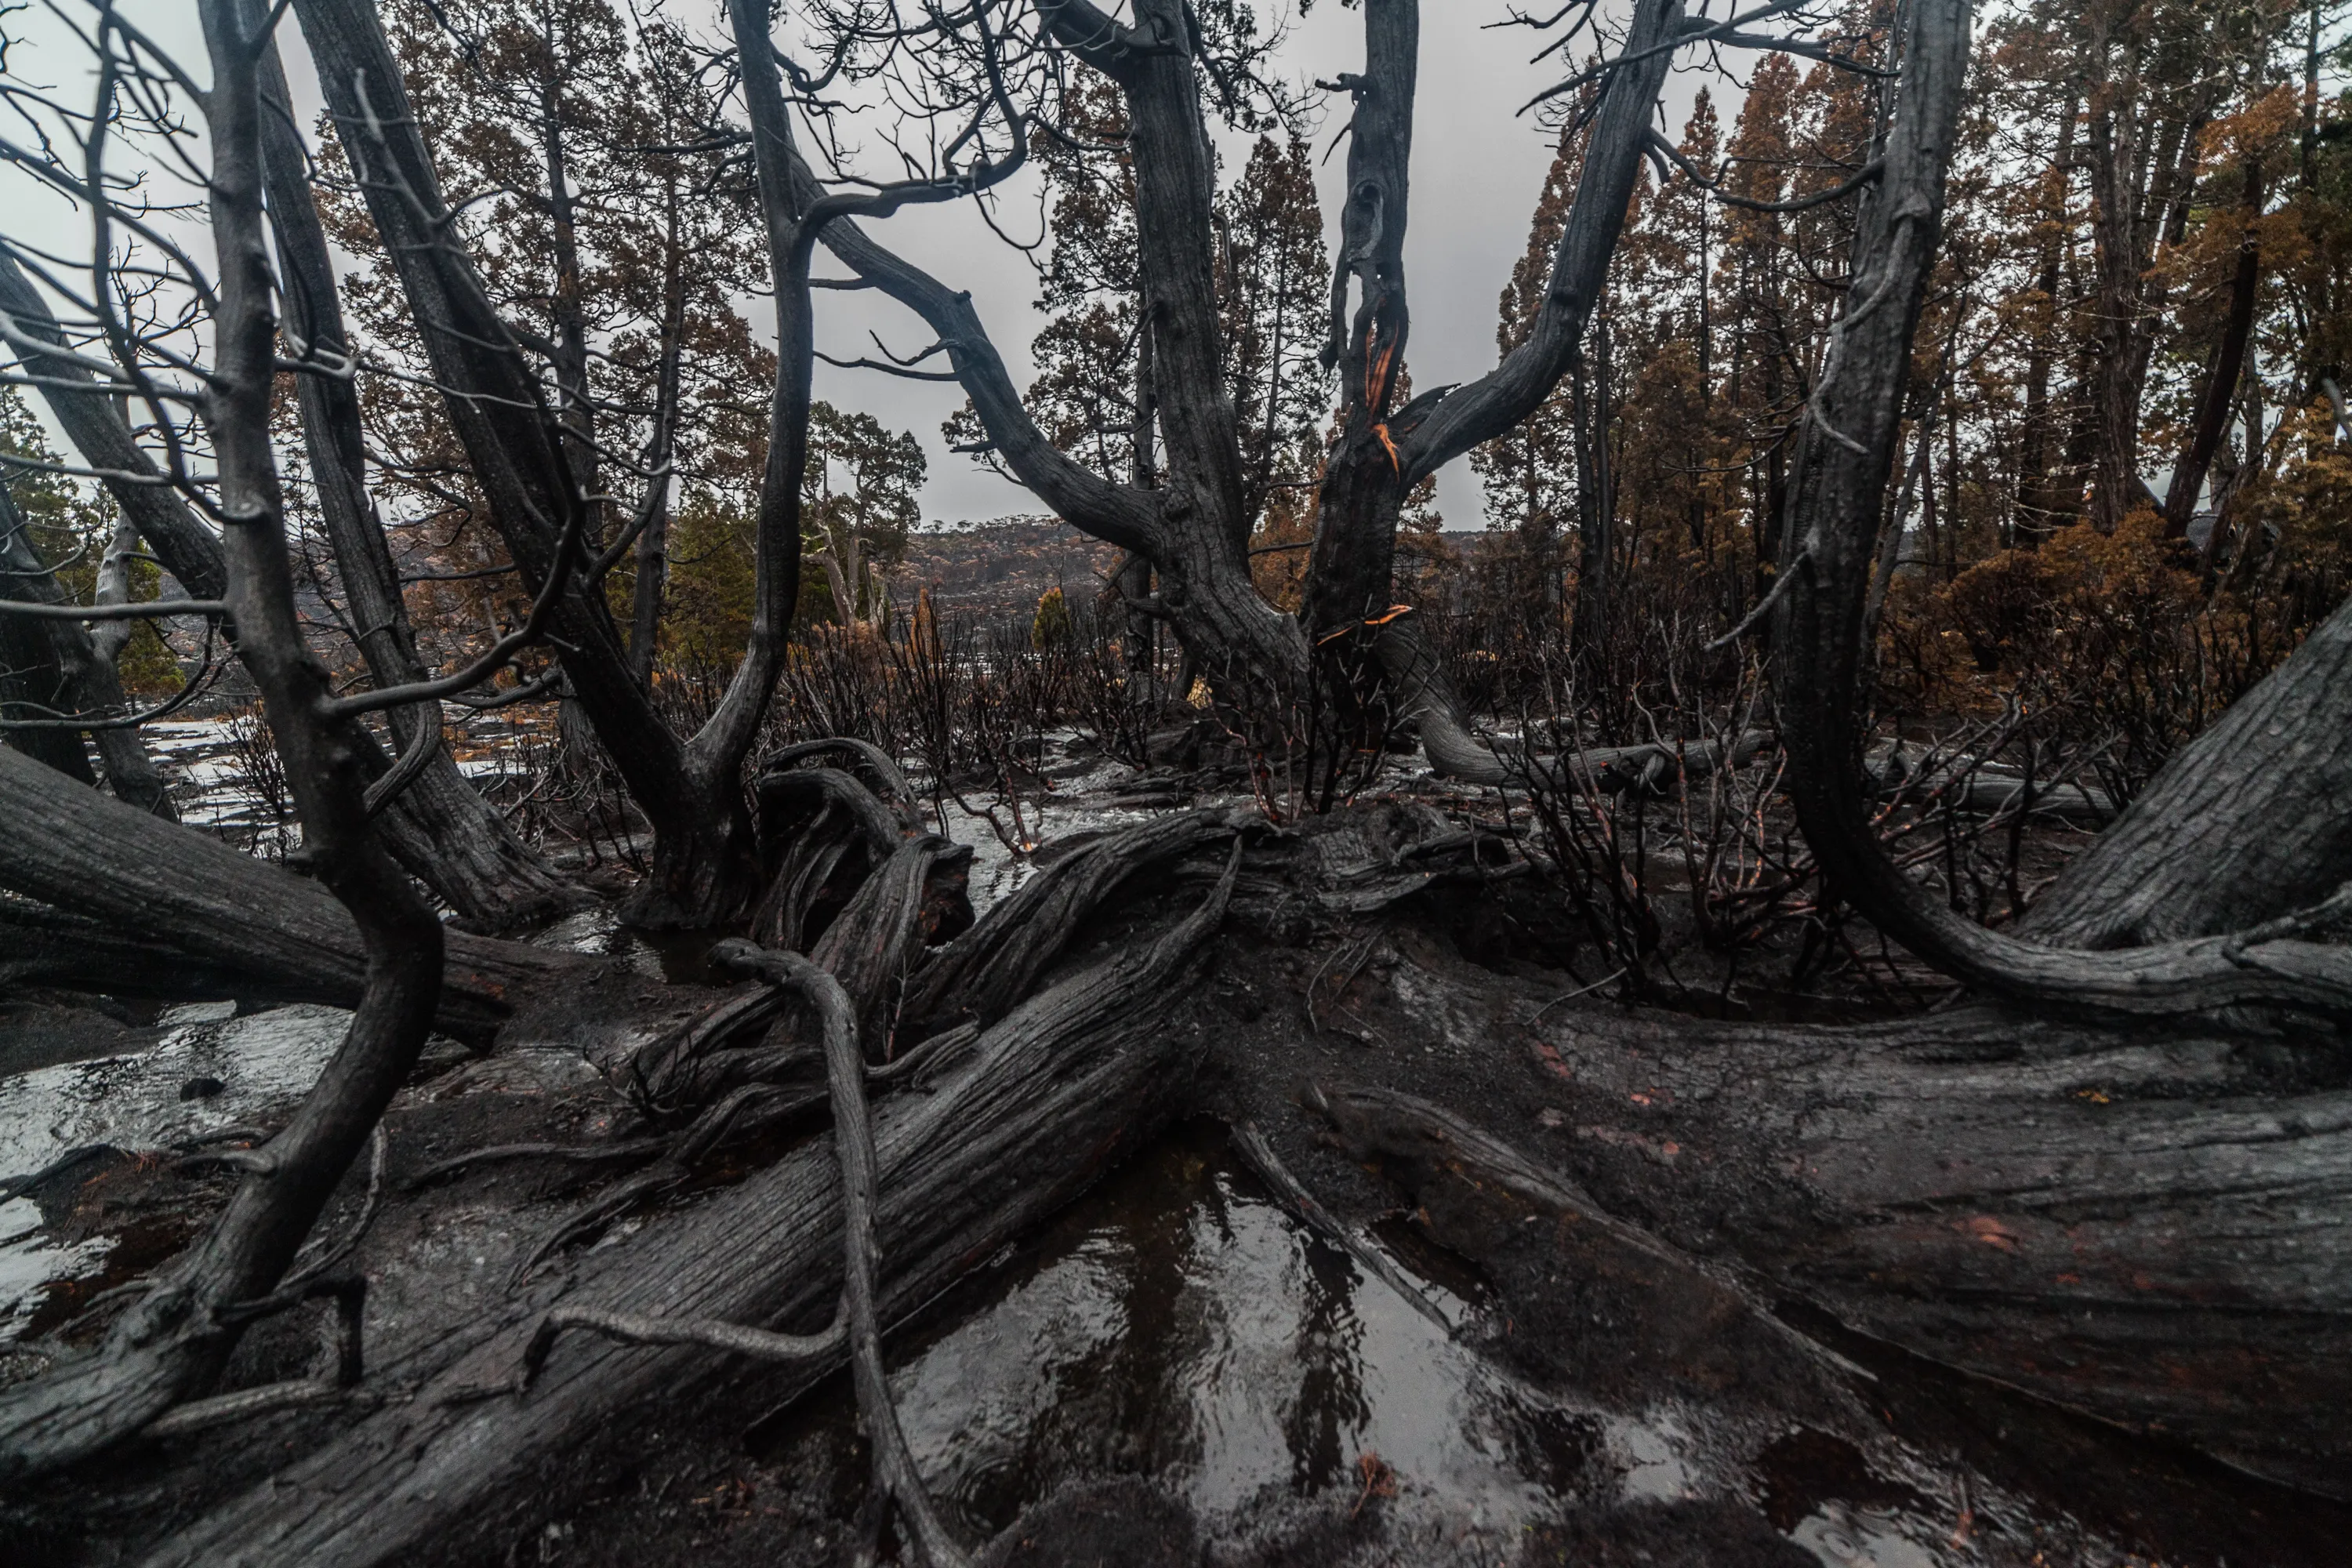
[883,517,1494,624]
[887,516,1125,620]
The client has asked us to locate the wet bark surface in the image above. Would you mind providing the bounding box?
[2019,590,2352,947]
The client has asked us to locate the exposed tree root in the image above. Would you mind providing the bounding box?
[132,812,1243,1567]
[716,942,972,1567]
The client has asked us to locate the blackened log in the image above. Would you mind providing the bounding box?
[138,848,1236,1567]
[0,745,582,1037]
[2022,587,2352,948]
[1494,1001,2352,1500]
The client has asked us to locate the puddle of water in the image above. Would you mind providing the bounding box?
[931,791,1164,913]
[757,1126,1770,1555]
[751,1123,2341,1565]
[521,906,735,985]
[0,1196,110,1342]
[0,1003,354,1342]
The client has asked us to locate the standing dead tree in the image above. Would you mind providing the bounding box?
[0,0,454,1475]
[0,474,177,816]
[0,249,579,930]
[285,0,1024,928]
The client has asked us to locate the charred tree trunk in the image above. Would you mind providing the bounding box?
[0,607,97,785]
[789,0,1308,720]
[0,485,177,813]
[0,744,580,1039]
[136,828,1240,1567]
[2020,586,2352,948]
[0,243,578,924]
[1308,994,2352,1503]
[2162,157,2263,539]
[1767,0,2352,1022]
[292,0,775,930]
[0,3,448,1474]
[255,36,586,931]
[1301,0,1417,659]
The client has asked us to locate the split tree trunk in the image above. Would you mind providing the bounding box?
[294,0,776,931]
[255,37,585,931]
[139,844,1236,1568]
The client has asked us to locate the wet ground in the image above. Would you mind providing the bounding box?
[5,730,2349,1564]
[760,1127,1577,1557]
[0,1001,355,1344]
[545,1116,2349,1566]
[2,986,2343,1564]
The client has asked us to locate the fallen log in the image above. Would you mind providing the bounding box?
[134,833,1239,1566]
[2023,589,2352,946]
[1294,1072,2352,1566]
[1490,1000,2352,1501]
[1374,620,1774,796]
[0,745,607,1040]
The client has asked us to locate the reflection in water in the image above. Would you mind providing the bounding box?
[759,1125,1599,1548]
[0,1003,354,1342]
[751,1124,2352,1566]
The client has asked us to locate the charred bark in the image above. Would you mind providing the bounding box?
[0,744,582,1038]
[1300,0,1416,649]
[1340,1000,2352,1502]
[2020,588,2352,948]
[0,482,176,815]
[0,601,98,784]
[136,827,1241,1567]
[254,35,585,931]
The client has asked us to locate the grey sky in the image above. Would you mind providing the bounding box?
[2,2,1723,531]
[808,3,1588,529]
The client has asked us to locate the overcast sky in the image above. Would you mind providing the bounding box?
[806,2,1722,529]
[2,2,1724,531]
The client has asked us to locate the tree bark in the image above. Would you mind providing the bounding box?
[2021,587,2352,947]
[0,743,576,1038]
[0,485,177,812]
[2162,157,2263,539]
[1344,999,2352,1503]
[292,0,769,929]
[136,842,1236,1567]
[256,34,586,931]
